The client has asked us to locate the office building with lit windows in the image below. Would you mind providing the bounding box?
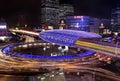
[59,4,74,20]
[41,0,60,29]
[111,5,120,32]
[59,4,74,29]
[40,0,74,29]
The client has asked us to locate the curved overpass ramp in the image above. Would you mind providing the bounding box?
[9,29,120,58]
[75,40,120,58]
[39,29,120,58]
[6,29,120,80]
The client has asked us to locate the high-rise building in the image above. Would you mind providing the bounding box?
[41,0,60,29]
[111,4,120,32]
[59,4,74,29]
[59,4,74,20]
[40,0,74,29]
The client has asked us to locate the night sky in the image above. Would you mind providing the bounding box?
[0,0,119,19]
[60,0,118,18]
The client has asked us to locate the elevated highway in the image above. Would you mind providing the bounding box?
[75,40,120,58]
[9,29,120,58]
[2,29,120,80]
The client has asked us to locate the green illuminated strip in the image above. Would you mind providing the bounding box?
[75,40,120,54]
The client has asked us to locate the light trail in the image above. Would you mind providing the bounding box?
[9,29,120,56]
[9,29,39,36]
[75,40,120,55]
[7,29,120,80]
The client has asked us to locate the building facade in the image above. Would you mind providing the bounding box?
[111,5,120,32]
[59,4,74,29]
[59,4,74,20]
[66,16,110,33]
[41,0,60,29]
[66,16,90,32]
[40,0,74,29]
[0,21,7,36]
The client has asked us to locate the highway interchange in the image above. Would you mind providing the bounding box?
[0,29,120,81]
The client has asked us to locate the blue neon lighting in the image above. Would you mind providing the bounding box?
[39,29,101,46]
[2,43,95,59]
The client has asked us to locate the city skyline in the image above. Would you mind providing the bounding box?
[60,0,118,18]
[0,1,120,81]
[0,0,118,19]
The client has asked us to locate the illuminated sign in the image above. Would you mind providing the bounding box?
[74,16,83,19]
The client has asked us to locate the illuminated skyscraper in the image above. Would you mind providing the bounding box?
[41,0,59,29]
[59,4,74,20]
[59,4,74,29]
[111,4,120,32]
[40,0,74,29]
